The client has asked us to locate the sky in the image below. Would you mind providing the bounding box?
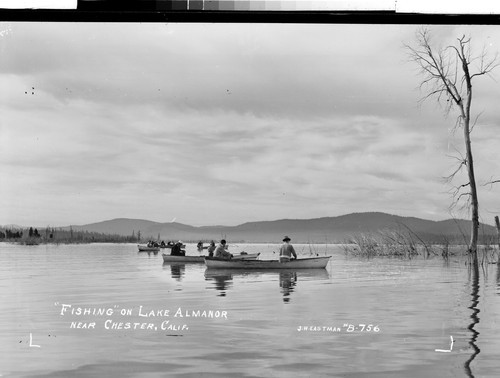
[1,21,500,227]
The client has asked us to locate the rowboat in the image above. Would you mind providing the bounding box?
[162,252,260,263]
[138,244,160,252]
[204,256,331,269]
[162,254,205,263]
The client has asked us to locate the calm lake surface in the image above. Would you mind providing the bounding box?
[1,242,499,378]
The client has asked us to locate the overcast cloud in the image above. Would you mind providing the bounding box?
[1,22,499,227]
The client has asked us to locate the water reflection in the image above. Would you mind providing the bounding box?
[138,250,158,257]
[464,264,480,378]
[279,271,297,303]
[162,263,186,281]
[204,269,329,302]
[204,270,233,296]
[496,264,500,292]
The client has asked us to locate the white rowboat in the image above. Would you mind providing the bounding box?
[204,256,331,269]
[162,252,260,263]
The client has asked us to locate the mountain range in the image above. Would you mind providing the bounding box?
[67,212,499,244]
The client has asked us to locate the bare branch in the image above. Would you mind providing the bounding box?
[405,28,468,111]
[482,177,500,188]
[452,114,464,132]
[446,180,472,213]
[470,49,500,79]
[444,158,467,184]
[447,187,472,213]
[470,111,483,133]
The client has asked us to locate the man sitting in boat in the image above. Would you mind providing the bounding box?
[207,241,216,257]
[170,240,186,256]
[279,236,297,263]
[214,239,232,260]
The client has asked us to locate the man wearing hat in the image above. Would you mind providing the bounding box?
[171,240,186,256]
[279,236,297,263]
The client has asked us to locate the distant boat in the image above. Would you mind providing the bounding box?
[138,244,160,252]
[162,252,260,263]
[204,256,331,269]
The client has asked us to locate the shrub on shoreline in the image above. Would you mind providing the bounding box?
[342,230,438,258]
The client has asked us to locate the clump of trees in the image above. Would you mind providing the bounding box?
[0,226,140,245]
[0,229,23,239]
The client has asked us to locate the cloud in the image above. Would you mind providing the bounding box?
[1,23,500,226]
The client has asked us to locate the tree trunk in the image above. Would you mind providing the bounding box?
[495,216,500,265]
[461,54,479,268]
[464,118,479,267]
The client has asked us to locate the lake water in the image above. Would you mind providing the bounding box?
[1,242,499,378]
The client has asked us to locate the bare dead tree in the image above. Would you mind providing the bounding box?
[406,28,499,268]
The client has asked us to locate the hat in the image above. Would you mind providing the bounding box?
[178,240,183,244]
[282,236,291,242]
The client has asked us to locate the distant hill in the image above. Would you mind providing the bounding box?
[66,212,498,244]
